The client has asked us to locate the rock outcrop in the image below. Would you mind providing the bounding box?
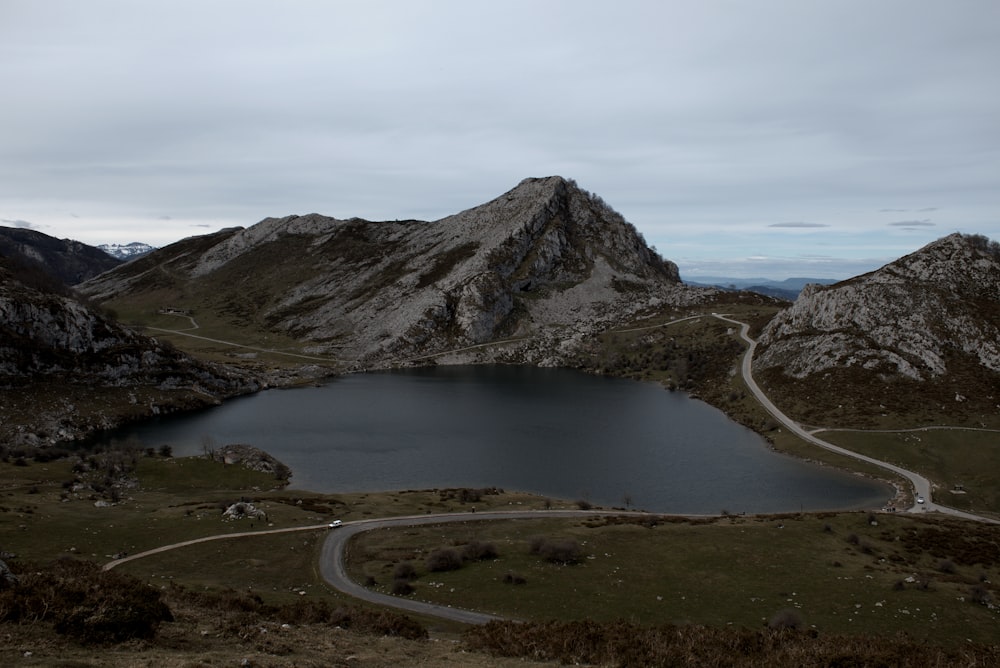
[211,443,290,480]
[756,233,1000,382]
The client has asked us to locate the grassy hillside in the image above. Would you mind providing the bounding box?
[1,454,998,666]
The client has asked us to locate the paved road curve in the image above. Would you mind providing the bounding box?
[317,509,652,625]
[712,314,998,525]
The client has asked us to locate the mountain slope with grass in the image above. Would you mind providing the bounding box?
[754,233,1000,426]
[0,226,122,285]
[80,177,714,367]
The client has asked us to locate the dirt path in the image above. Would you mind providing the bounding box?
[145,319,338,364]
[102,523,330,571]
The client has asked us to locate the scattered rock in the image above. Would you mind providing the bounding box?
[211,444,290,480]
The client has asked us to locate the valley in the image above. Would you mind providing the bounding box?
[1,178,998,665]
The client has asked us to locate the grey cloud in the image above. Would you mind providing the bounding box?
[888,220,935,227]
[917,207,939,212]
[1,1,996,274]
[1,218,36,228]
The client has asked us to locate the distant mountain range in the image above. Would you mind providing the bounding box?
[683,276,839,301]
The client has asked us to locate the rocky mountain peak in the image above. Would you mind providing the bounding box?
[756,233,1000,382]
[98,241,157,261]
[80,177,692,366]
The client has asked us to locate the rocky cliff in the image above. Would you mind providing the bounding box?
[757,233,1000,380]
[0,267,259,446]
[754,233,1000,424]
[81,177,709,368]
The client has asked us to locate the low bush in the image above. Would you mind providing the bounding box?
[393,561,417,581]
[327,606,427,639]
[937,559,957,574]
[392,579,415,596]
[529,537,582,564]
[0,558,173,644]
[502,572,527,585]
[767,608,805,631]
[970,584,994,607]
[426,548,462,572]
[462,540,498,561]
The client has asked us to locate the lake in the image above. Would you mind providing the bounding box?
[103,365,891,514]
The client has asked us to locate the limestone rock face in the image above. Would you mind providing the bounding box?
[756,233,1000,381]
[81,176,695,367]
[455,272,514,343]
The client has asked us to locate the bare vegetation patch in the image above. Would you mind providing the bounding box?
[464,619,1000,667]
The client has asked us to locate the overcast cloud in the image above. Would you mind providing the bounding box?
[1,0,997,279]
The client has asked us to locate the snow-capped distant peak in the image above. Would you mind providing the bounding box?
[98,242,156,260]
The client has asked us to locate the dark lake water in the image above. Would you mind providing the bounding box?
[104,365,891,514]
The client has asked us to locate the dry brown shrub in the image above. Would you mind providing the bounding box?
[463,619,1000,667]
[0,558,173,644]
[462,540,498,561]
[425,547,462,572]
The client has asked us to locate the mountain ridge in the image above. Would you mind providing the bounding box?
[7,179,998,442]
[80,176,708,368]
[98,241,157,261]
[0,226,121,285]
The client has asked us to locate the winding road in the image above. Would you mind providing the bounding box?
[317,509,643,624]
[711,313,998,525]
[105,309,997,626]
[106,509,652,625]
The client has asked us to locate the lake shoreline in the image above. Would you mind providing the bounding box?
[93,365,893,515]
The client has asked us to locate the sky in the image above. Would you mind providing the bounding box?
[1,1,997,280]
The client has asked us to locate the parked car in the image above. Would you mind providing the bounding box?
[916,496,925,504]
